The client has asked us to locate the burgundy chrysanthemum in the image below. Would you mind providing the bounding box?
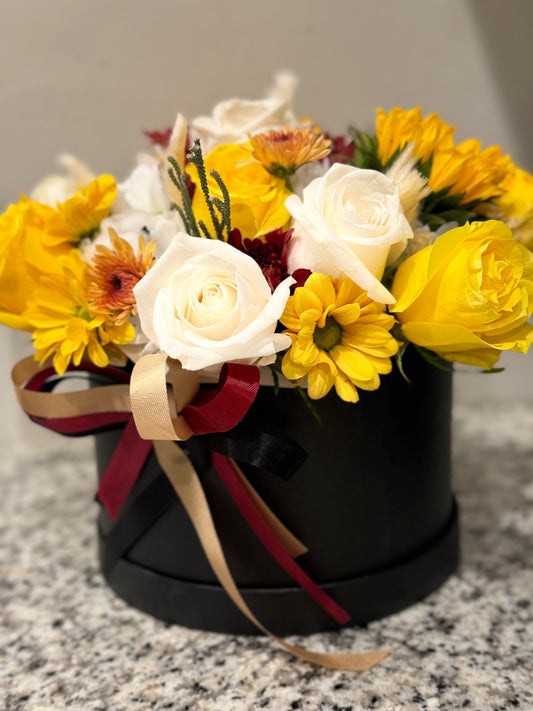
[229,228,311,292]
[143,128,172,148]
[325,134,355,164]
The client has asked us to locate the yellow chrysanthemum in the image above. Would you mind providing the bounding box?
[376,107,455,166]
[280,273,398,402]
[0,198,70,330]
[430,140,511,205]
[376,108,512,205]
[37,174,117,248]
[186,142,291,240]
[24,250,134,375]
[248,127,331,175]
[492,165,533,250]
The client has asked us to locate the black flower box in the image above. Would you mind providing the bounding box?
[95,350,458,636]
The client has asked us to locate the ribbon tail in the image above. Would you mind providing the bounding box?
[154,440,389,672]
[96,417,153,519]
[212,452,350,626]
[227,460,308,558]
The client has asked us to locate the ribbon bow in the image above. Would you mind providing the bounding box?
[12,354,388,671]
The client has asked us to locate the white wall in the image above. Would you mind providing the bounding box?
[2,0,533,445]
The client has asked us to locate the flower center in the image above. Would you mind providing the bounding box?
[110,272,124,293]
[313,315,342,351]
[77,306,92,321]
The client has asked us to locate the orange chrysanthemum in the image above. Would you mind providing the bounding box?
[87,229,157,324]
[249,127,332,176]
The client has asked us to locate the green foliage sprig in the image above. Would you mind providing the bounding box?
[167,156,200,236]
[186,140,232,241]
[167,140,232,241]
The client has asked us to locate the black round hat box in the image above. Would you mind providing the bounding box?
[95,351,458,636]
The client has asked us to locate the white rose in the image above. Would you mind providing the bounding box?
[286,164,413,304]
[189,73,296,155]
[134,233,293,371]
[80,210,185,262]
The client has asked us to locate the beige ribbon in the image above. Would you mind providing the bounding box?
[13,355,390,671]
[12,356,131,418]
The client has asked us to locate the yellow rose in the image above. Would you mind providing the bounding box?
[187,142,291,240]
[0,199,70,330]
[391,220,533,369]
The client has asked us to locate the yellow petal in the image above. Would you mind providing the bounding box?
[335,277,363,309]
[294,286,323,316]
[334,374,359,402]
[331,302,361,326]
[281,351,309,380]
[87,337,109,368]
[391,245,432,313]
[307,363,335,399]
[342,324,399,357]
[304,273,336,310]
[402,322,500,368]
[329,345,375,382]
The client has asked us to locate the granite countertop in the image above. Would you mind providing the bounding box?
[1,404,532,711]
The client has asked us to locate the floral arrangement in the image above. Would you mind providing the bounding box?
[3,73,533,406]
[6,73,533,672]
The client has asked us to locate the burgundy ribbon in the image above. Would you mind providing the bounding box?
[182,363,260,435]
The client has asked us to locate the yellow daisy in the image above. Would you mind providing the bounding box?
[39,174,117,248]
[280,273,398,402]
[24,250,134,375]
[430,140,511,205]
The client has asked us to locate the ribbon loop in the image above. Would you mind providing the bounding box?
[130,353,198,441]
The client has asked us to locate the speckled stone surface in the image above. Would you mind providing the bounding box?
[1,404,532,711]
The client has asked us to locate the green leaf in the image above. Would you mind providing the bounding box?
[295,386,323,426]
[417,155,433,180]
[418,213,447,231]
[395,343,412,385]
[414,345,454,373]
[270,366,280,396]
[432,191,465,212]
[348,127,383,171]
[481,367,505,374]
[438,208,478,225]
